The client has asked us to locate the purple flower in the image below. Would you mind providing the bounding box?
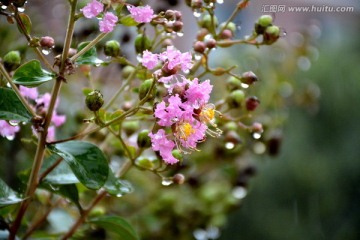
[185,78,212,106]
[0,120,20,139]
[142,50,159,70]
[47,126,55,142]
[148,129,178,164]
[36,93,52,109]
[99,12,118,33]
[160,46,193,72]
[51,112,66,127]
[20,86,38,100]
[81,0,103,18]
[127,5,154,23]
[175,121,207,149]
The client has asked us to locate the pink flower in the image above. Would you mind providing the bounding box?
[19,86,38,100]
[0,120,20,139]
[99,12,118,33]
[175,121,207,149]
[51,112,66,127]
[47,126,55,142]
[81,0,103,18]
[142,50,159,70]
[36,93,52,109]
[127,5,154,23]
[160,46,193,72]
[148,129,178,164]
[185,78,212,106]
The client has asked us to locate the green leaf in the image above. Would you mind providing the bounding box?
[40,155,79,185]
[17,13,32,35]
[0,87,32,122]
[40,183,81,211]
[120,15,139,27]
[104,170,132,197]
[13,60,55,87]
[75,42,104,66]
[48,141,109,190]
[90,216,139,240]
[0,178,23,207]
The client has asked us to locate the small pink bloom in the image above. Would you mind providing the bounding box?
[99,12,118,33]
[19,86,38,100]
[36,93,52,109]
[154,95,184,127]
[51,112,66,127]
[160,46,193,72]
[149,129,178,164]
[185,78,212,106]
[127,5,154,23]
[142,50,159,70]
[81,0,103,18]
[0,120,20,139]
[47,126,55,142]
[177,121,207,149]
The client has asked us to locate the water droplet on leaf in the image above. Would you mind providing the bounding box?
[232,186,247,199]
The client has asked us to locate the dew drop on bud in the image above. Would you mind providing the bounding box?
[241,83,249,89]
[216,0,224,4]
[9,120,19,126]
[116,193,123,197]
[193,10,202,18]
[176,32,184,37]
[41,49,51,55]
[194,54,202,60]
[252,132,262,139]
[17,7,25,12]
[280,28,287,37]
[1,5,7,10]
[161,178,173,186]
[232,186,247,199]
[225,142,235,149]
[6,135,15,141]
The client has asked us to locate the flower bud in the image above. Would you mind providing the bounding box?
[219,29,233,40]
[13,0,27,7]
[254,15,273,35]
[161,61,179,77]
[40,36,55,49]
[225,130,242,145]
[227,89,245,108]
[3,50,21,72]
[226,76,242,91]
[136,158,154,170]
[251,122,263,133]
[137,130,151,148]
[122,121,140,136]
[172,21,183,32]
[219,22,237,34]
[263,25,280,45]
[193,41,206,53]
[245,96,260,111]
[200,14,218,30]
[191,0,202,9]
[85,90,104,112]
[205,38,216,49]
[196,28,209,41]
[104,40,121,57]
[139,79,155,100]
[173,173,185,185]
[135,34,152,54]
[241,71,258,85]
[172,149,183,162]
[122,65,135,79]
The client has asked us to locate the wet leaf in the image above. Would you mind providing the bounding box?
[13,60,55,87]
[0,87,32,122]
[75,42,104,66]
[104,170,132,197]
[0,178,23,207]
[90,216,139,240]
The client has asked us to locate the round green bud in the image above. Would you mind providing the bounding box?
[226,76,242,91]
[219,22,237,34]
[104,40,121,57]
[227,90,245,108]
[85,90,104,111]
[122,121,140,136]
[263,25,280,45]
[257,15,273,27]
[3,50,21,72]
[122,65,135,79]
[137,130,151,148]
[139,79,155,100]
[136,158,154,170]
[172,149,183,162]
[200,14,218,30]
[134,34,152,54]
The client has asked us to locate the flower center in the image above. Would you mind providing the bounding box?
[177,122,195,140]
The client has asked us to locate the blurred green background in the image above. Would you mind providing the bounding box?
[220,3,360,239]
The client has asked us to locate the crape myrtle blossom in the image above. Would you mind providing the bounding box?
[127,5,154,23]
[0,120,20,139]
[149,76,222,164]
[80,0,118,33]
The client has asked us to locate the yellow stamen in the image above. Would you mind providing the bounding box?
[177,122,195,140]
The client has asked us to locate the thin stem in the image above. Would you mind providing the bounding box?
[0,63,37,117]
[218,0,250,35]
[70,32,108,62]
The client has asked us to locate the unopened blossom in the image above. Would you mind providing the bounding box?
[99,12,118,33]
[19,86,38,100]
[148,129,178,164]
[142,50,159,70]
[0,120,20,139]
[127,5,154,23]
[81,0,103,18]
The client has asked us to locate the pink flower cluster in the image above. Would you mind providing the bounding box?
[142,46,193,83]
[149,75,221,164]
[0,87,66,141]
[127,5,154,23]
[81,0,118,33]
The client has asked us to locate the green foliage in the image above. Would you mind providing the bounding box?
[0,87,31,122]
[0,178,23,207]
[89,216,140,240]
[120,15,139,27]
[12,60,55,87]
[104,171,133,197]
[48,141,109,190]
[75,42,104,66]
